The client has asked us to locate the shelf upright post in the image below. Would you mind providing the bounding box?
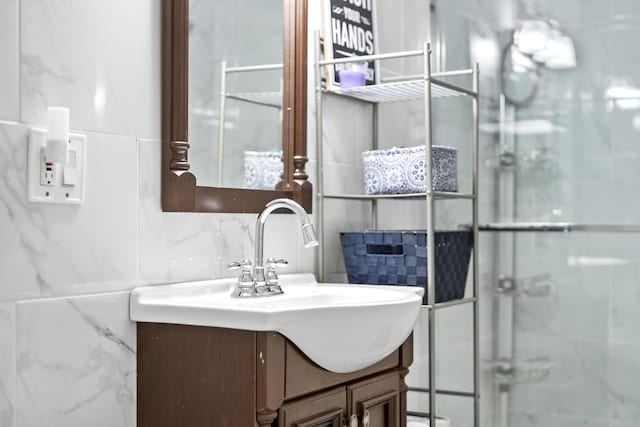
[422,42,437,427]
[472,62,481,427]
[371,104,379,228]
[314,30,325,281]
[217,61,228,186]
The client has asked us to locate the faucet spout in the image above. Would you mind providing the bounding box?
[254,198,318,269]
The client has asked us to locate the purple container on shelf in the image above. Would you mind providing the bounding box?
[338,62,367,88]
[338,69,367,88]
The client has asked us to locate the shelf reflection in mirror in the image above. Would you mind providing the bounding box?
[188,0,284,189]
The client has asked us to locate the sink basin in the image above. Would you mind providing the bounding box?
[130,273,423,373]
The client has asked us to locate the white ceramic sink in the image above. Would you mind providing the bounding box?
[130,273,423,373]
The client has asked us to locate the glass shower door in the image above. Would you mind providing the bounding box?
[494,2,640,426]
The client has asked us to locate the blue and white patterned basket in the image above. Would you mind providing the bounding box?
[362,145,457,194]
[243,151,283,190]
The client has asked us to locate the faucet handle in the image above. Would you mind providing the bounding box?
[230,259,256,298]
[228,259,252,271]
[228,261,242,270]
[264,258,288,295]
[266,258,288,269]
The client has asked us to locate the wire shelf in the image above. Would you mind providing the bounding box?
[225,91,282,108]
[325,79,474,103]
[314,33,481,427]
[322,192,475,201]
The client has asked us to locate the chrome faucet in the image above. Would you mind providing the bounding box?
[230,198,318,298]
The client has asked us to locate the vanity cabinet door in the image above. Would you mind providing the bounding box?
[278,386,347,427]
[348,371,402,427]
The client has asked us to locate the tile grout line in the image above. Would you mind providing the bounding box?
[12,302,17,427]
[17,0,21,126]
[0,119,161,143]
[136,138,141,286]
[14,2,20,423]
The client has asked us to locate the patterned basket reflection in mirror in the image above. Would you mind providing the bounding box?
[244,150,284,190]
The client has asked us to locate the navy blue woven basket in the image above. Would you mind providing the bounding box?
[340,230,473,304]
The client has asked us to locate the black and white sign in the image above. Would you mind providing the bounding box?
[323,0,377,87]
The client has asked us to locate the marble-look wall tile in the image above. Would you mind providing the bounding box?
[376,101,425,153]
[20,0,161,139]
[0,0,19,121]
[607,341,640,422]
[436,306,475,391]
[319,199,371,279]
[137,137,256,283]
[509,411,608,427]
[610,262,640,344]
[321,96,373,165]
[536,337,608,421]
[0,122,138,301]
[320,162,367,195]
[16,292,135,427]
[513,261,610,342]
[0,303,15,427]
[137,138,306,285]
[510,333,612,421]
[611,421,640,427]
[0,123,40,300]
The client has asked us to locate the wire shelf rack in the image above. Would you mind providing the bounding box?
[225,91,282,108]
[325,79,474,103]
[315,33,481,427]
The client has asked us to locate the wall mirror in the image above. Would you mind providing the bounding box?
[162,0,311,213]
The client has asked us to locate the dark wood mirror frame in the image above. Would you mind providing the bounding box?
[162,0,311,213]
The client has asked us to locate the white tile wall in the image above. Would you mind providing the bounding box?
[15,293,135,427]
[136,137,308,284]
[0,0,19,122]
[0,302,16,427]
[20,0,161,139]
[1,1,322,426]
[0,121,139,301]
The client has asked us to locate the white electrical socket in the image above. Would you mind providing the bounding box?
[39,149,56,186]
[27,128,86,204]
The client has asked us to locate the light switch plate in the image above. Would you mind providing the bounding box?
[27,128,86,204]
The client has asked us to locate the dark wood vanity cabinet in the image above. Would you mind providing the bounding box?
[278,386,347,427]
[279,372,403,427]
[137,323,413,427]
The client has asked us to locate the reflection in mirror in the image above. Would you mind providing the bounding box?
[501,43,540,107]
[189,0,283,189]
[162,0,310,213]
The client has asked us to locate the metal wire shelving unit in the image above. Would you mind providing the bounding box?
[314,32,480,427]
